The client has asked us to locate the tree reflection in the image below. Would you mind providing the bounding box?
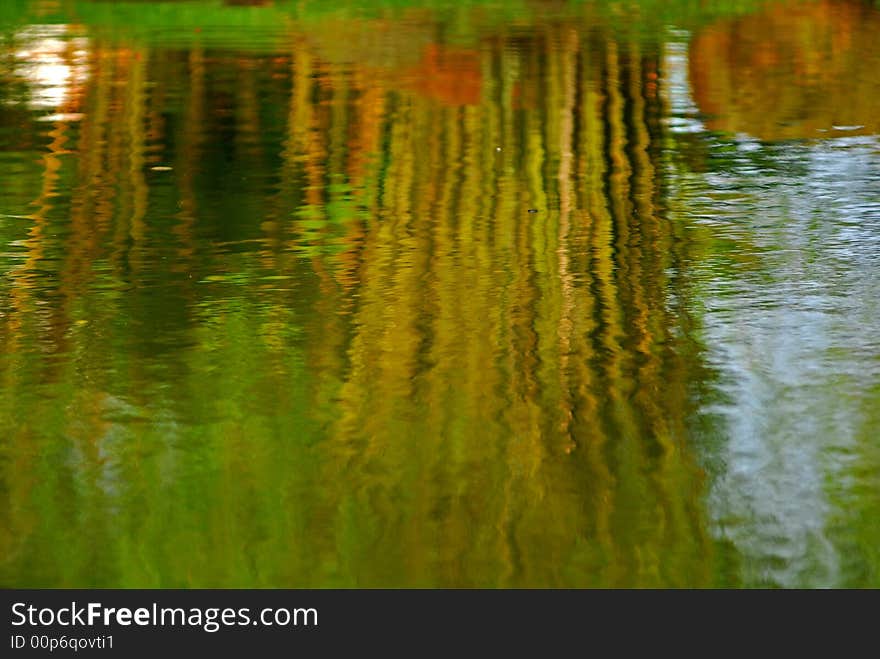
[689,0,880,140]
[2,12,721,587]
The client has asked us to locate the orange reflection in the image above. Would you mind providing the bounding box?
[689,0,880,140]
[406,44,482,106]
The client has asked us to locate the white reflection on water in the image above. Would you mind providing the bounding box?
[666,44,880,586]
[12,24,89,113]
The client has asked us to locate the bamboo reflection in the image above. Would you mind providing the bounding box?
[1,17,717,587]
[297,25,713,586]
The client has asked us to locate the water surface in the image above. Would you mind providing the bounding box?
[1,0,878,587]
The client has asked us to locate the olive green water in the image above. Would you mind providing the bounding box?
[1,0,878,588]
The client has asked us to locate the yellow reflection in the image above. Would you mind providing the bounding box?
[1,16,715,588]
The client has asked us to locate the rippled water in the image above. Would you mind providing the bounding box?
[1,0,878,588]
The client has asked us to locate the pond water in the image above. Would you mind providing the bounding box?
[1,0,878,588]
